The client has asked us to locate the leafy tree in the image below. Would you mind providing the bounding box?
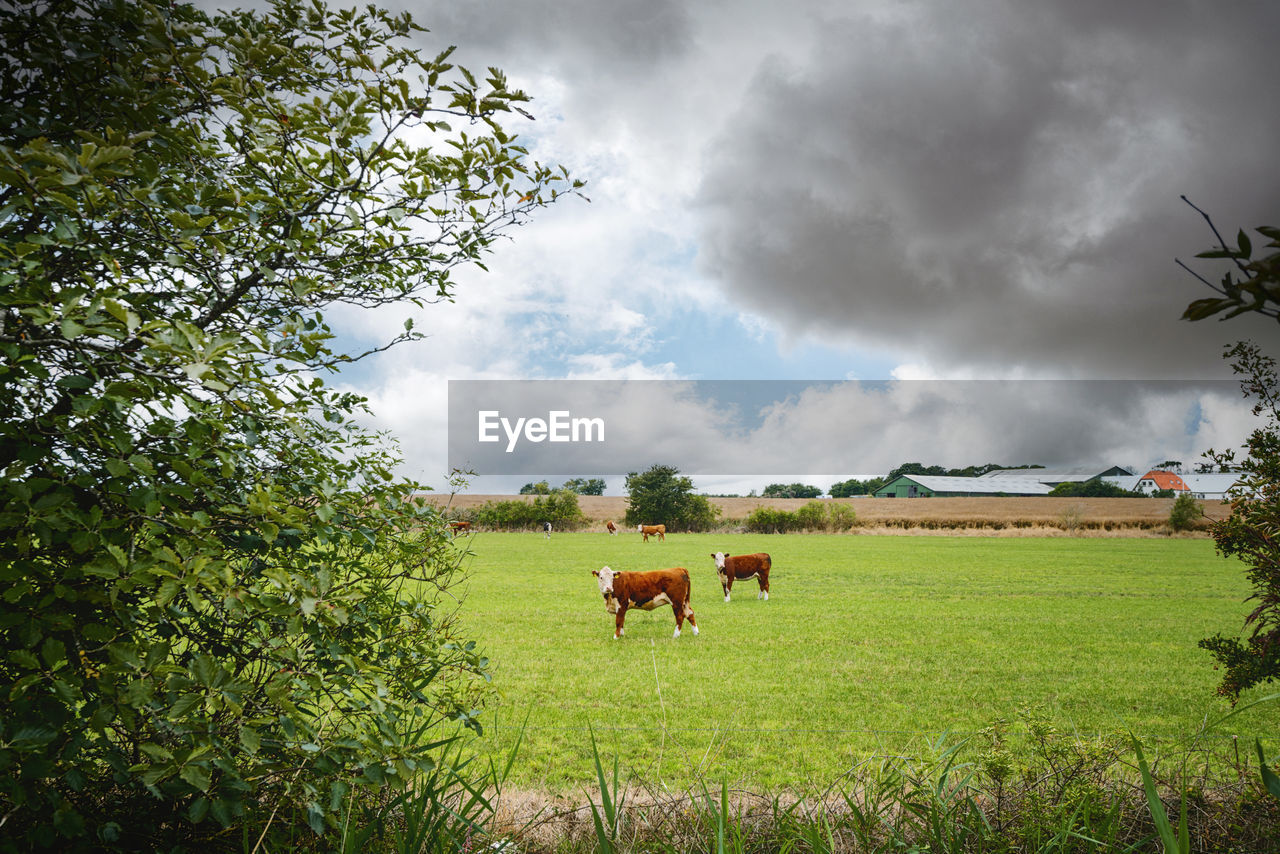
[1178,197,1280,323]
[623,464,720,532]
[561,477,606,495]
[761,482,823,499]
[1177,202,1280,700]
[829,477,885,497]
[882,461,1043,482]
[1197,342,1280,700]
[0,0,578,847]
[519,480,553,494]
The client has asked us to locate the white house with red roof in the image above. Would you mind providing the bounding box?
[1135,470,1190,494]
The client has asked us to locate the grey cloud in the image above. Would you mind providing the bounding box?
[446,380,1246,477]
[695,1,1280,377]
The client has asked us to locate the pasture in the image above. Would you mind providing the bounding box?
[450,532,1277,792]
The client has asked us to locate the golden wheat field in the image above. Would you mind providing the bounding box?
[417,494,1231,534]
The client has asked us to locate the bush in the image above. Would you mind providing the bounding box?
[744,507,801,533]
[1169,493,1203,532]
[758,501,859,533]
[473,490,587,530]
[828,503,858,531]
[0,0,575,846]
[795,500,828,530]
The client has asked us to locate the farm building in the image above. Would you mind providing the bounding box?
[978,466,1133,485]
[1133,470,1190,494]
[874,475,1054,498]
[1179,473,1241,500]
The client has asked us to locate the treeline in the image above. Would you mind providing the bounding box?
[519,477,605,495]
[744,501,857,533]
[460,490,589,530]
[1049,480,1143,497]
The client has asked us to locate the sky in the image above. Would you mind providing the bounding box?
[320,0,1280,494]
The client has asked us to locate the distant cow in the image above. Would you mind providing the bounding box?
[637,523,666,542]
[448,521,471,536]
[606,520,618,535]
[711,552,771,602]
[543,521,552,539]
[593,566,698,639]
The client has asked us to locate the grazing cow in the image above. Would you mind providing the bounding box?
[448,521,471,536]
[711,552,771,602]
[637,523,666,542]
[543,521,552,539]
[592,566,698,639]
[606,520,618,535]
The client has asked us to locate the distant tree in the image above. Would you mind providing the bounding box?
[1158,460,1185,474]
[829,477,885,497]
[883,462,1044,482]
[761,482,823,499]
[519,480,553,494]
[886,462,948,480]
[561,477,606,495]
[1049,479,1143,498]
[624,465,720,532]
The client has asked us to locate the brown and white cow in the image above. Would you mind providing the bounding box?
[606,520,618,535]
[637,523,666,542]
[448,521,472,536]
[592,566,698,639]
[711,552,771,602]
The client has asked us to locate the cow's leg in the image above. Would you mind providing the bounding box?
[759,573,769,600]
[614,608,626,639]
[684,602,698,636]
[671,600,684,638]
[723,576,732,603]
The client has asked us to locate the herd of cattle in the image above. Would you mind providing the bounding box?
[447,517,772,640]
[593,549,772,640]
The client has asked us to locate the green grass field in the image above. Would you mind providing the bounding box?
[449,533,1279,792]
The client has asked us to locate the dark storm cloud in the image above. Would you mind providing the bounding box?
[694,1,1280,376]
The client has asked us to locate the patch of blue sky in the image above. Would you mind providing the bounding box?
[642,307,899,381]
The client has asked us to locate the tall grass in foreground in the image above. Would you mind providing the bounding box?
[245,713,1280,853]
[532,705,1280,854]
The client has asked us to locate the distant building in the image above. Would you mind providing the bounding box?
[873,465,1137,498]
[1134,470,1190,494]
[978,466,1133,485]
[874,475,1054,498]
[1180,473,1241,500]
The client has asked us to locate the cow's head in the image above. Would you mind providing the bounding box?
[711,552,729,574]
[593,566,619,612]
[636,524,644,532]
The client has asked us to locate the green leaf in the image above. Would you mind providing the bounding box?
[239,725,262,756]
[1238,228,1252,258]
[179,763,212,793]
[1259,740,1280,800]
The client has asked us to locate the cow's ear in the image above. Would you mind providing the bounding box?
[591,570,599,577]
